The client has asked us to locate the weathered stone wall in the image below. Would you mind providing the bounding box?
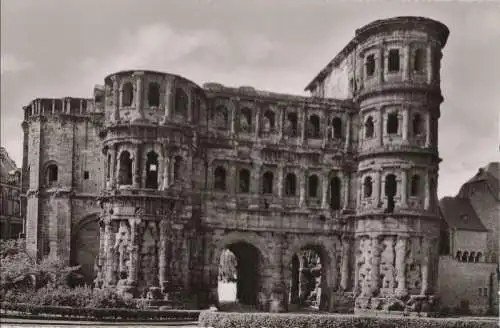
[452,230,488,257]
[438,255,498,314]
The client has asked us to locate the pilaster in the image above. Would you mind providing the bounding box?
[395,235,409,296]
[343,171,351,211]
[427,45,433,84]
[378,46,384,84]
[321,170,329,209]
[299,168,307,208]
[112,76,119,121]
[400,168,408,208]
[425,112,432,148]
[163,78,173,122]
[340,236,351,291]
[402,106,409,143]
[403,44,411,81]
[134,72,145,121]
[132,145,141,189]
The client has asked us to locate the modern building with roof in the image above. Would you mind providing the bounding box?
[438,162,499,314]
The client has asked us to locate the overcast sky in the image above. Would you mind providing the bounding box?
[1,0,499,198]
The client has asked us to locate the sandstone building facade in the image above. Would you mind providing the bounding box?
[21,17,449,313]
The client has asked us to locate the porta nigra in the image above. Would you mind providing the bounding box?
[21,16,449,314]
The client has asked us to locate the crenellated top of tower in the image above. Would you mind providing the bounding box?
[22,95,103,122]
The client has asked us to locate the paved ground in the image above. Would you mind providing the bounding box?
[0,318,199,327]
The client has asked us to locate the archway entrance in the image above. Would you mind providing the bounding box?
[289,247,327,311]
[72,216,100,284]
[217,242,261,307]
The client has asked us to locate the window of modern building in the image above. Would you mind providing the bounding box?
[122,82,133,107]
[365,116,374,138]
[214,166,227,191]
[239,169,250,193]
[145,151,159,189]
[366,54,375,77]
[285,173,297,196]
[387,112,399,135]
[148,82,161,107]
[262,171,274,194]
[388,49,400,72]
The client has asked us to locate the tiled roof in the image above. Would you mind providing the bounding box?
[439,196,488,232]
[461,162,499,200]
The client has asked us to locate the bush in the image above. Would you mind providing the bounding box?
[198,311,498,328]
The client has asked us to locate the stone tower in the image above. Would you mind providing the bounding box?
[95,71,204,298]
[351,17,449,312]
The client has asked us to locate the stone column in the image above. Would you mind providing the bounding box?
[278,106,284,141]
[251,162,262,194]
[187,88,193,123]
[378,47,384,83]
[426,45,433,84]
[255,106,261,137]
[420,237,431,295]
[343,171,350,211]
[425,112,432,148]
[403,45,411,81]
[356,175,362,208]
[98,220,106,267]
[323,111,329,147]
[321,170,329,209]
[277,164,285,199]
[132,145,141,188]
[340,236,351,291]
[104,218,116,286]
[424,171,430,210]
[344,114,351,152]
[128,218,141,285]
[109,147,117,186]
[402,106,409,142]
[300,109,307,144]
[400,168,408,208]
[395,235,408,296]
[378,111,384,146]
[163,78,173,122]
[134,72,145,121]
[369,235,381,297]
[158,220,168,289]
[51,99,56,115]
[299,168,307,208]
[375,169,382,207]
[230,165,237,195]
[229,98,238,135]
[269,236,287,313]
[112,76,119,121]
[162,152,170,189]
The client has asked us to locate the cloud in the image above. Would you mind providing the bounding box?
[0,54,33,75]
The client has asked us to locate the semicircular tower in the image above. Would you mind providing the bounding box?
[96,70,205,297]
[352,17,449,313]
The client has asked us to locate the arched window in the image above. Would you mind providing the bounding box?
[122,82,133,107]
[331,117,342,139]
[175,88,188,117]
[145,151,159,189]
[285,173,297,196]
[388,49,400,72]
[148,82,160,107]
[46,164,58,185]
[461,251,469,263]
[456,251,462,261]
[262,110,275,133]
[286,112,298,137]
[240,108,252,132]
[412,113,423,136]
[118,151,132,185]
[410,174,421,196]
[106,153,111,180]
[387,113,399,135]
[475,252,482,263]
[173,156,183,182]
[414,48,425,72]
[330,176,341,210]
[366,54,375,76]
[385,174,397,213]
[469,252,476,263]
[214,166,226,191]
[308,175,319,198]
[262,171,274,194]
[308,115,321,138]
[214,106,229,130]
[363,176,373,198]
[365,116,374,138]
[239,169,250,193]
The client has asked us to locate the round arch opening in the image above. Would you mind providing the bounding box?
[71,215,100,284]
[217,242,262,308]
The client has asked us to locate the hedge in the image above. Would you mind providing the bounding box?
[198,311,498,328]
[0,302,200,321]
